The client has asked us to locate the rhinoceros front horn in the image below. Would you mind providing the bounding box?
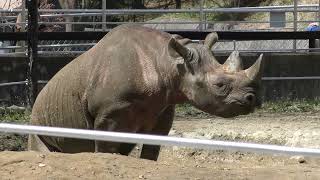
[223,51,243,73]
[245,54,264,82]
[204,32,218,49]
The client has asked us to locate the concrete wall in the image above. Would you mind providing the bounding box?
[1,53,320,105]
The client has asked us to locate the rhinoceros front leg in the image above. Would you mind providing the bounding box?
[140,105,175,161]
[93,102,137,154]
[94,116,125,153]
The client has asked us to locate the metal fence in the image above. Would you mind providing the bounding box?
[2,2,320,54]
[2,1,320,105]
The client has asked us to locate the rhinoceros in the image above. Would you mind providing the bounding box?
[28,24,264,160]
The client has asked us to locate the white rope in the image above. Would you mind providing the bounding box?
[0,123,319,157]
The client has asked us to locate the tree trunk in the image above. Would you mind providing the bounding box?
[175,0,181,9]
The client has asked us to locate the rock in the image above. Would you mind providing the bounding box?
[6,105,26,113]
[138,175,146,179]
[168,129,176,136]
[0,107,5,114]
[290,156,306,163]
[38,163,46,167]
[251,131,270,140]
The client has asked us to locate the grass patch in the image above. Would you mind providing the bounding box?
[0,108,30,124]
[259,99,320,113]
[0,108,30,151]
[175,104,211,118]
[176,99,320,118]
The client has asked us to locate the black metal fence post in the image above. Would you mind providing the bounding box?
[26,0,38,108]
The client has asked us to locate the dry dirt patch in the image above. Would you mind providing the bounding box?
[1,112,320,179]
[0,150,319,180]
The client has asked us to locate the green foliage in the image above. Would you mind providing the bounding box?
[0,109,30,151]
[0,109,30,124]
[259,99,320,113]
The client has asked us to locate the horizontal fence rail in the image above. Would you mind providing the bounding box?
[2,77,320,88]
[2,31,320,41]
[1,4,319,34]
[0,123,320,157]
[0,4,319,14]
[0,81,27,87]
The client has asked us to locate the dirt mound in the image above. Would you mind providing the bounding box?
[1,149,319,180]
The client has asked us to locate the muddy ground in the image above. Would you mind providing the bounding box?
[0,111,320,179]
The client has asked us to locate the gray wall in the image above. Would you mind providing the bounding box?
[1,53,320,106]
[216,53,320,101]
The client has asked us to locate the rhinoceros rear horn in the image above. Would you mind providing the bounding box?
[168,38,193,62]
[245,54,264,82]
[204,32,218,49]
[223,51,243,73]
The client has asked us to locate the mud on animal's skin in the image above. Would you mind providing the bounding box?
[28,24,264,161]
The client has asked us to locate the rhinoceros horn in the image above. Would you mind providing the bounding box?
[204,32,218,49]
[245,54,264,82]
[223,51,243,73]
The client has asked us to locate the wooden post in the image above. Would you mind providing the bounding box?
[318,0,320,23]
[199,0,204,31]
[21,0,26,53]
[293,0,298,51]
[26,0,39,107]
[102,0,106,31]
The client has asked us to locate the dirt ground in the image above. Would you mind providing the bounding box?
[1,112,320,179]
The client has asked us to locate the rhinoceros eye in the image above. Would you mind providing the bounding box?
[215,82,224,88]
[214,81,230,96]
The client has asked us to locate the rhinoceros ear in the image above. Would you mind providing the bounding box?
[204,32,218,49]
[223,51,243,73]
[168,38,193,63]
[245,54,264,82]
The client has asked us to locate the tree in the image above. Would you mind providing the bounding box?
[175,0,181,9]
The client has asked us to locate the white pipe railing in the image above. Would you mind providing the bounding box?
[0,123,319,157]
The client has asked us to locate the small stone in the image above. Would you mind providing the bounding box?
[290,156,306,163]
[138,175,145,179]
[39,154,45,158]
[38,163,46,167]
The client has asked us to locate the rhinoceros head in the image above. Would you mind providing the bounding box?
[168,33,264,118]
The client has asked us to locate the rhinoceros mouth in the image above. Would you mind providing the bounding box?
[212,103,255,118]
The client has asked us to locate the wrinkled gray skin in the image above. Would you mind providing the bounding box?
[28,24,264,161]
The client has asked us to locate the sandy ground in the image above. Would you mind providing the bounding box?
[1,112,320,179]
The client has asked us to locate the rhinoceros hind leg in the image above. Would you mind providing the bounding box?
[119,143,136,155]
[28,134,51,152]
